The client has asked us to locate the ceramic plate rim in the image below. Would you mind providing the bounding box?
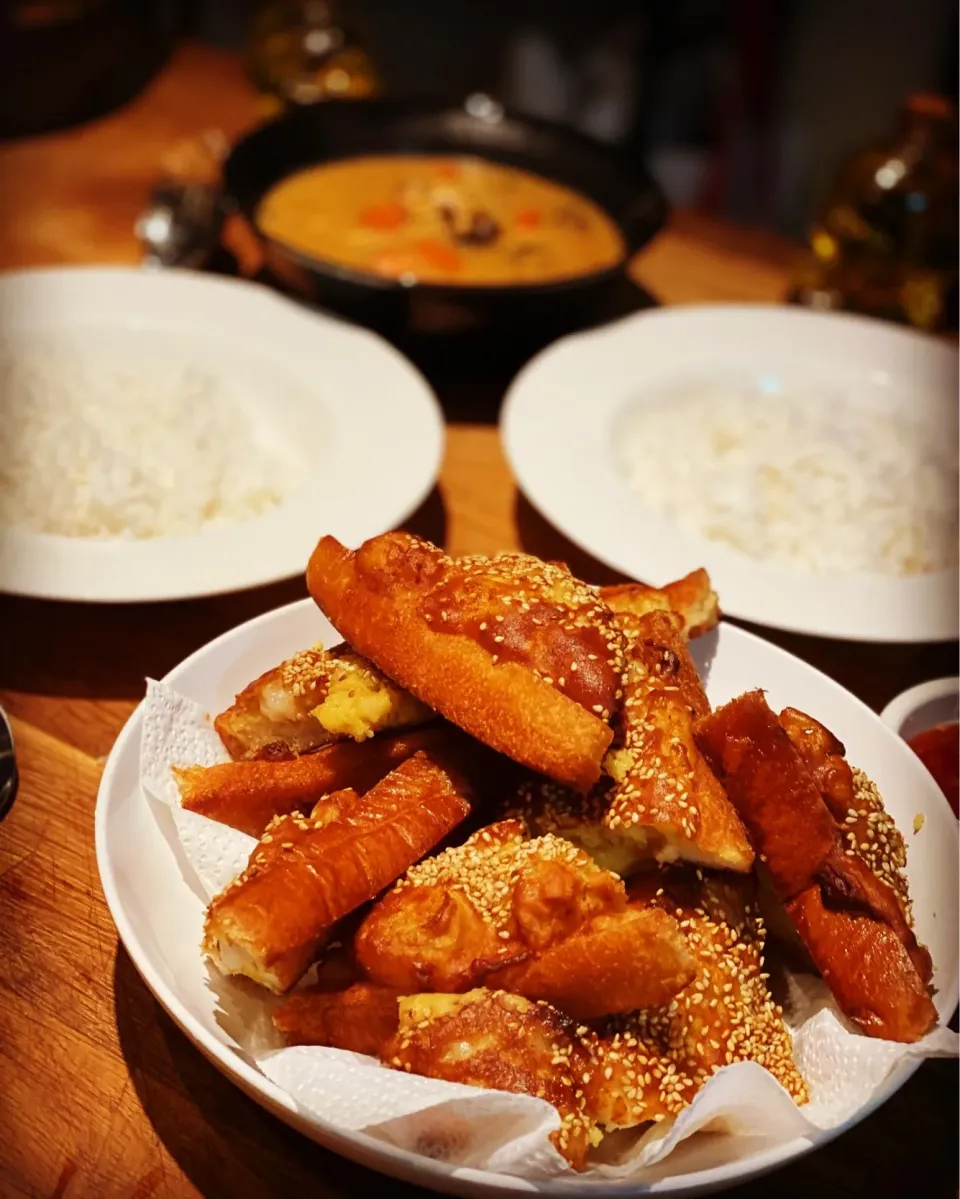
[0,266,444,603]
[96,596,958,1197]
[880,676,960,736]
[501,304,958,643]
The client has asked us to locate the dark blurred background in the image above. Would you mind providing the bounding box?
[168,0,958,237]
[2,0,956,240]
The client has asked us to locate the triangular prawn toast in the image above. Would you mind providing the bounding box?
[601,609,754,871]
[307,532,627,791]
[695,690,937,1043]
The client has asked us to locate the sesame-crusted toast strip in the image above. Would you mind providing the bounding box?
[587,870,807,1128]
[307,533,616,792]
[486,905,696,1019]
[603,610,754,872]
[599,567,720,639]
[202,752,472,994]
[214,642,431,761]
[695,691,937,1042]
[385,989,602,1170]
[214,646,342,759]
[175,725,452,838]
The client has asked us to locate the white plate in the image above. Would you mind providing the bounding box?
[95,599,958,1198]
[0,268,443,602]
[501,306,958,643]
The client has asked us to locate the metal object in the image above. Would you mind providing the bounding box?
[223,97,667,332]
[135,129,230,270]
[464,93,504,124]
[0,706,17,823]
[135,180,227,270]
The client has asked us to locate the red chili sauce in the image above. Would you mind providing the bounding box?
[908,721,959,816]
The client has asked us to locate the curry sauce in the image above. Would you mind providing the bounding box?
[257,155,625,286]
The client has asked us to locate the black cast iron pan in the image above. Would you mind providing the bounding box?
[223,95,667,335]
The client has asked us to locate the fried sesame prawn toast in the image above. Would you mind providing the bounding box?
[203,752,472,994]
[695,691,936,1042]
[175,726,453,837]
[487,905,697,1020]
[355,820,695,1015]
[503,776,642,877]
[778,708,914,923]
[602,610,753,872]
[214,642,432,761]
[787,869,936,1043]
[599,568,720,639]
[777,707,854,816]
[384,990,602,1170]
[307,533,625,791]
[694,690,837,897]
[274,983,403,1055]
[355,821,622,992]
[584,869,807,1130]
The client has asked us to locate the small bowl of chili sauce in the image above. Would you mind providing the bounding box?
[882,678,959,818]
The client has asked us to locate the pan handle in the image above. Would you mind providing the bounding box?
[622,183,669,246]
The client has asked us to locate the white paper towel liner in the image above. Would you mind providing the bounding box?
[140,678,958,1182]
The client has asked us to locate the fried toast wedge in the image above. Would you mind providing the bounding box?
[203,752,472,993]
[695,690,936,1042]
[307,532,624,791]
[215,642,431,760]
[356,819,695,1015]
[176,725,452,837]
[586,869,807,1128]
[602,610,754,872]
[599,567,720,639]
[385,989,602,1170]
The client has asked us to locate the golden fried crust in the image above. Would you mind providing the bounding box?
[384,990,601,1170]
[203,753,472,993]
[274,983,403,1054]
[585,871,807,1129]
[787,882,937,1043]
[603,611,754,872]
[214,643,430,761]
[176,726,452,837]
[779,710,913,921]
[354,884,514,992]
[777,707,854,816]
[356,820,694,1018]
[306,533,618,792]
[355,821,627,994]
[695,692,936,1043]
[502,776,644,878]
[214,647,335,759]
[487,906,696,1020]
[694,690,836,896]
[599,568,720,639]
[817,844,933,985]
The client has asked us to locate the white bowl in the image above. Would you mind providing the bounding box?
[95,600,958,1197]
[502,305,958,643]
[0,267,444,602]
[881,677,959,743]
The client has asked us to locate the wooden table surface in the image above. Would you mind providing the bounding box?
[0,41,956,1199]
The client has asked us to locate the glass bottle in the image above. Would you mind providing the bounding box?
[790,94,958,332]
[246,0,379,119]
